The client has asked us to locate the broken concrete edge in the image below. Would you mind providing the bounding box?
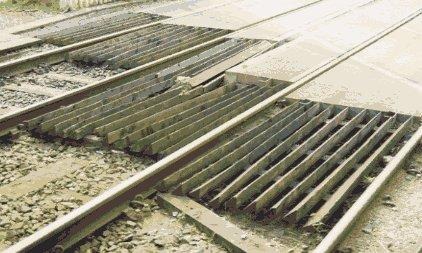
[174,76,194,92]
[187,40,276,88]
[156,193,281,253]
[2,1,131,34]
[313,125,422,253]
[225,71,292,88]
[0,35,226,133]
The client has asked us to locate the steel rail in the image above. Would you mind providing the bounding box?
[268,0,377,43]
[0,0,323,136]
[5,7,421,253]
[0,0,246,76]
[4,1,135,34]
[0,2,136,54]
[313,126,422,253]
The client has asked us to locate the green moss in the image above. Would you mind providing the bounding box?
[0,0,61,13]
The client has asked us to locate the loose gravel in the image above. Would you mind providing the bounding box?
[0,134,227,252]
[0,44,58,64]
[339,148,422,253]
[0,89,48,107]
[0,62,124,89]
[0,61,125,110]
[45,61,124,80]
[0,191,84,246]
[0,133,153,248]
[75,198,227,253]
[221,211,321,252]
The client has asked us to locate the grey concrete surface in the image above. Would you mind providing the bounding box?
[227,0,422,116]
[163,0,318,30]
[227,0,365,40]
[288,58,422,116]
[227,38,338,83]
[352,15,422,84]
[142,0,233,17]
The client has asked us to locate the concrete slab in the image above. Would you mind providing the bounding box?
[142,0,233,17]
[164,0,318,30]
[226,0,422,116]
[307,0,422,51]
[0,33,41,53]
[302,33,422,88]
[2,1,129,34]
[226,38,338,83]
[402,13,422,35]
[352,17,422,84]
[228,0,365,40]
[228,35,422,116]
[287,58,422,116]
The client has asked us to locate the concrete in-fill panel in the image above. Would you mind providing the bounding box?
[228,39,422,116]
[306,0,422,51]
[287,14,422,116]
[402,13,422,34]
[287,5,422,116]
[350,15,422,84]
[228,38,422,116]
[288,59,422,116]
[226,0,422,116]
[226,38,337,84]
[141,0,234,17]
[227,0,365,40]
[162,0,319,30]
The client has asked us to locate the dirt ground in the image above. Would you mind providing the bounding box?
[340,146,422,253]
[0,8,53,30]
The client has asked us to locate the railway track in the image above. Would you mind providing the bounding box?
[0,35,272,137]
[0,44,58,64]
[23,12,168,46]
[0,0,325,136]
[0,1,172,57]
[0,0,373,137]
[0,0,255,76]
[0,61,123,118]
[0,0,421,252]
